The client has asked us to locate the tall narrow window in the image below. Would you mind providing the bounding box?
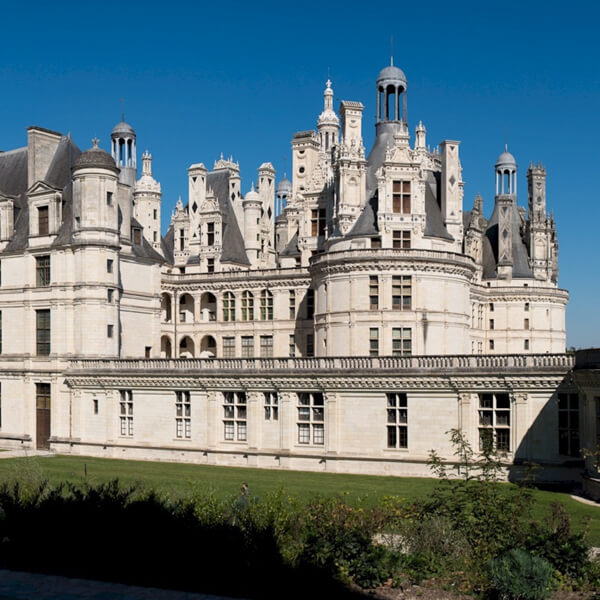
[264,392,278,420]
[306,334,314,357]
[107,289,114,303]
[524,318,530,330]
[106,191,113,205]
[306,289,314,319]
[489,319,494,330]
[289,334,296,357]
[207,258,214,273]
[289,290,296,319]
[311,208,326,237]
[392,230,411,249]
[241,336,254,358]
[223,392,247,441]
[489,339,495,351]
[223,292,235,321]
[36,256,50,287]
[392,181,411,214]
[38,206,49,236]
[107,259,114,273]
[558,393,579,457]
[119,390,133,436]
[387,393,408,448]
[478,393,510,451]
[524,302,530,312]
[107,324,114,338]
[297,392,324,445]
[36,309,50,356]
[524,339,530,350]
[0,310,3,354]
[260,335,273,357]
[179,229,185,251]
[176,391,191,439]
[392,275,411,310]
[392,328,412,356]
[369,328,379,357]
[241,291,254,321]
[369,276,379,310]
[222,337,235,358]
[260,290,273,320]
[207,222,215,246]
[133,228,142,245]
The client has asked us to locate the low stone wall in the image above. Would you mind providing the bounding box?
[583,475,600,501]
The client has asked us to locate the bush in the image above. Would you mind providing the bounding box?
[488,548,553,600]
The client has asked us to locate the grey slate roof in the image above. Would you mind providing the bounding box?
[482,199,533,279]
[161,226,174,264]
[281,231,300,256]
[423,171,453,241]
[0,147,28,197]
[347,196,378,237]
[131,217,165,263]
[205,170,250,266]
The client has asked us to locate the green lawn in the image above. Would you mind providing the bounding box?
[1,454,598,544]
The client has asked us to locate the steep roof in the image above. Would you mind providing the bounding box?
[0,147,28,197]
[347,196,378,237]
[281,231,300,256]
[423,171,453,241]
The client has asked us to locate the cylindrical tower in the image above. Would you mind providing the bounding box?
[111,120,137,188]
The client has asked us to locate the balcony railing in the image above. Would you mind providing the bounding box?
[67,353,575,373]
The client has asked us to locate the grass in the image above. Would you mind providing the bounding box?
[0,454,598,544]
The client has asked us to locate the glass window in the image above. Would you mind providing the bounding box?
[241,336,254,358]
[175,391,191,439]
[387,393,408,448]
[369,328,379,357]
[36,256,50,287]
[119,390,133,437]
[241,291,254,321]
[36,309,50,355]
[38,206,49,235]
[222,337,235,358]
[369,276,379,310]
[223,392,247,441]
[392,275,411,310]
[558,393,579,457]
[297,392,324,445]
[392,181,411,214]
[392,328,412,356]
[478,393,511,451]
[264,392,279,420]
[260,290,273,320]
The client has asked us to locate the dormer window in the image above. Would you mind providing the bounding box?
[38,206,49,236]
[207,222,215,246]
[393,181,411,214]
[132,228,141,245]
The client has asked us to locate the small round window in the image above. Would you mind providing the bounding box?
[299,166,305,174]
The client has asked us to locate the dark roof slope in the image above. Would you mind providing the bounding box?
[281,231,300,256]
[45,137,81,187]
[347,196,378,237]
[423,171,453,241]
[0,148,28,197]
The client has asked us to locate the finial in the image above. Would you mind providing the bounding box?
[251,182,255,192]
[92,137,100,148]
[390,36,394,66]
[326,79,332,89]
[120,98,125,123]
[505,143,508,152]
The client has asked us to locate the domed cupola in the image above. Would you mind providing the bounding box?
[110,116,137,187]
[495,145,517,196]
[376,60,408,124]
[317,79,340,151]
[275,175,292,215]
[73,138,119,174]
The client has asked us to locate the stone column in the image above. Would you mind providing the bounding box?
[513,392,528,461]
[324,391,339,456]
[246,391,262,453]
[207,391,219,454]
[279,392,294,458]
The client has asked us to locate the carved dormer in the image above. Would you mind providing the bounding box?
[171,197,189,266]
[27,180,63,247]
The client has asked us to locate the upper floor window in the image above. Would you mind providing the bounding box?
[289,290,296,319]
[392,328,412,356]
[260,335,273,358]
[311,208,326,237]
[306,334,314,357]
[179,229,185,251]
[392,181,411,214]
[369,276,379,310]
[558,393,579,457]
[241,291,254,321]
[264,392,278,420]
[38,206,49,236]
[207,258,214,273]
[107,259,114,274]
[393,230,411,249]
[223,292,235,321]
[392,275,411,310]
[241,336,254,358]
[260,289,273,320]
[132,228,142,245]
[106,191,113,206]
[223,391,247,441]
[369,328,379,357]
[36,256,50,287]
[207,222,215,246]
[306,289,315,319]
[222,337,235,358]
[289,334,296,357]
[36,309,50,356]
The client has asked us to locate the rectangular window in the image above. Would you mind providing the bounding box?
[392,275,411,310]
[93,397,98,414]
[392,328,412,356]
[107,324,114,338]
[222,293,235,321]
[107,259,114,273]
[306,334,314,357]
[387,392,408,448]
[207,258,214,273]
[38,206,49,235]
[119,390,133,437]
[524,302,529,312]
[133,228,142,245]
[223,391,247,441]
[264,392,279,420]
[241,336,254,358]
[489,319,494,330]
[260,335,273,358]
[311,208,326,237]
[478,393,510,451]
[297,392,324,445]
[36,382,51,409]
[489,339,495,351]
[392,181,411,214]
[289,290,296,319]
[306,289,314,319]
[369,328,379,357]
[289,334,296,357]
[392,230,411,249]
[107,289,114,303]
[0,310,2,354]
[490,302,494,312]
[36,255,50,287]
[106,191,113,205]
[558,393,579,457]
[179,229,185,251]
[260,291,273,320]
[153,231,158,242]
[153,209,157,220]
[207,222,215,246]
[369,276,379,310]
[36,309,50,355]
[222,337,235,358]
[524,318,529,330]
[524,339,529,350]
[175,390,191,439]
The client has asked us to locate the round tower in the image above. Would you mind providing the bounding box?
[243,184,261,267]
[134,151,162,250]
[111,119,137,188]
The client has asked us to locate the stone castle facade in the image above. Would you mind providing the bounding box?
[0,62,597,481]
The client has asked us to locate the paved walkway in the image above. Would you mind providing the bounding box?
[0,570,243,600]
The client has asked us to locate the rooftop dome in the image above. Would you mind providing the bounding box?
[73,139,119,173]
[243,184,260,202]
[276,177,293,195]
[376,64,407,87]
[111,121,136,137]
[495,146,517,169]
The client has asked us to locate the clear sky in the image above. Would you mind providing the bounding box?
[1,0,598,348]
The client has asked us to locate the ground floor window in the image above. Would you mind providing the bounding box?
[297,392,324,445]
[387,393,407,448]
[176,390,191,439]
[558,393,579,457]
[119,390,133,436]
[264,392,278,420]
[224,391,247,441]
[478,393,510,451]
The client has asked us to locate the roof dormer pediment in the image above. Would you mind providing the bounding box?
[27,180,62,197]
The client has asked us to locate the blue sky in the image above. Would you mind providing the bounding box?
[1,0,598,348]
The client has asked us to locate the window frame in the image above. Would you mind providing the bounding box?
[297,392,324,445]
[387,392,408,449]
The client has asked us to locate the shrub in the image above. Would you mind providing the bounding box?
[487,548,553,600]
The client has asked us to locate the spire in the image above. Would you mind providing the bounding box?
[142,150,152,177]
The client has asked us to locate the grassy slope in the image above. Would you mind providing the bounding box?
[1,455,598,544]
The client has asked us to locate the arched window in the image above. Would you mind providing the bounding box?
[223,292,236,322]
[260,289,273,320]
[241,291,254,321]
